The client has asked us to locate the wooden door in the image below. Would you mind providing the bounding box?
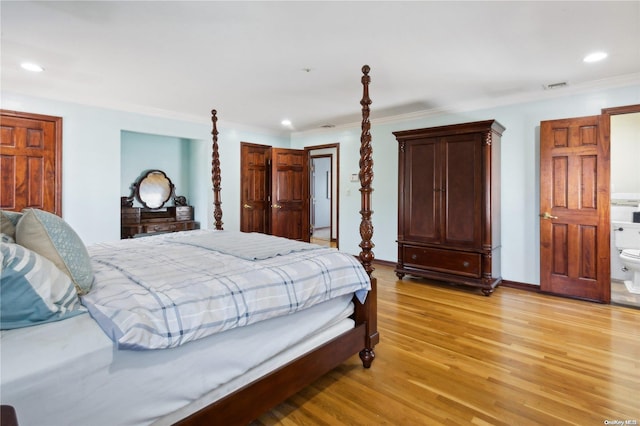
[540,116,610,302]
[442,133,482,248]
[0,110,62,215]
[400,138,441,244]
[240,143,270,234]
[271,148,309,241]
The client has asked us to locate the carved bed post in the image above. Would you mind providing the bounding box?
[211,109,223,230]
[358,65,375,277]
[357,65,378,367]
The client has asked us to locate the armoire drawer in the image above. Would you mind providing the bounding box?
[403,245,481,278]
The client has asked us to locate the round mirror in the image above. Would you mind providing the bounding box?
[136,170,174,209]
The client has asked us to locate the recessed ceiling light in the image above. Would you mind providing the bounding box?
[281,119,292,127]
[583,51,608,63]
[20,62,44,72]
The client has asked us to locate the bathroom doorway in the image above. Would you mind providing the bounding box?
[608,106,640,308]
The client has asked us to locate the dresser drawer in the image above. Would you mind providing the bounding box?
[175,206,194,221]
[403,245,481,278]
[121,207,141,224]
[143,222,185,234]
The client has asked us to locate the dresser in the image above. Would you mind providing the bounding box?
[393,120,504,295]
[121,206,199,239]
[121,169,199,239]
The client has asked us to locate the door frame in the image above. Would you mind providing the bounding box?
[601,104,640,300]
[309,154,333,236]
[539,104,640,303]
[0,110,63,215]
[306,143,340,248]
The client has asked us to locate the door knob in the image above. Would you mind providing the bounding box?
[243,203,252,209]
[272,204,282,209]
[539,212,558,220]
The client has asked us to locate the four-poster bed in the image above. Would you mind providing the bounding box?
[178,65,378,424]
[0,65,377,425]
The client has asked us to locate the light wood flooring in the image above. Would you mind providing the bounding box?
[310,227,336,248]
[612,279,640,308]
[254,264,640,425]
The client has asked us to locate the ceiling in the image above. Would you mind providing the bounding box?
[2,1,639,135]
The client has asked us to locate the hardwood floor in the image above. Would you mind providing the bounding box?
[253,264,640,425]
[612,279,640,308]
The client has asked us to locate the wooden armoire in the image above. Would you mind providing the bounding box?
[393,120,505,295]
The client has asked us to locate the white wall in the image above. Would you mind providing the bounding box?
[3,84,639,286]
[1,92,288,245]
[292,84,640,286]
[611,112,640,197]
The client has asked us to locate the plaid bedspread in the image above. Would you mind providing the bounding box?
[81,230,370,350]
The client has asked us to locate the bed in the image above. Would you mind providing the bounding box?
[0,65,378,425]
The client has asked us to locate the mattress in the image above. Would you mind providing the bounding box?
[0,294,355,426]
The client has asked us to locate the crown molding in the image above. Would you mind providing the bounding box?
[293,73,640,138]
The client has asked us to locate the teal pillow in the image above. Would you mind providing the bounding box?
[16,209,94,295]
[1,242,86,329]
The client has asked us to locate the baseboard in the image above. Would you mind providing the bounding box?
[373,259,395,268]
[371,260,542,294]
[500,279,540,292]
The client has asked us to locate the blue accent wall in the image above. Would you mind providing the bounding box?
[120,131,194,206]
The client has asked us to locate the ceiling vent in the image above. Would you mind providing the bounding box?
[543,81,568,90]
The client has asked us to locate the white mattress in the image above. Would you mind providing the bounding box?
[0,294,355,426]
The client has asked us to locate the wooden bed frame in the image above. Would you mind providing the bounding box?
[175,65,378,425]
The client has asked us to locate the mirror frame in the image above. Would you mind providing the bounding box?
[132,169,175,209]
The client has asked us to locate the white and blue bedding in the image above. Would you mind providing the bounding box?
[81,230,370,350]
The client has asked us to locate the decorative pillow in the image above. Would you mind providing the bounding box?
[1,242,86,329]
[16,209,94,295]
[0,211,22,240]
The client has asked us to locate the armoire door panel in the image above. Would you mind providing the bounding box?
[405,140,439,242]
[443,135,481,246]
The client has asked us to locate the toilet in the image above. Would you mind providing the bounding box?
[613,221,640,294]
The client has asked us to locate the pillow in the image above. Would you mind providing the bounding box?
[0,211,22,240]
[16,209,94,295]
[1,242,86,329]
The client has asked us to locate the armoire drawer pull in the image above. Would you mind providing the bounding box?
[411,254,418,260]
[463,261,470,268]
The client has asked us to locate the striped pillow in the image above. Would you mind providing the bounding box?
[0,242,86,330]
[16,209,94,295]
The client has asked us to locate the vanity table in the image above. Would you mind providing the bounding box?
[121,169,199,239]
